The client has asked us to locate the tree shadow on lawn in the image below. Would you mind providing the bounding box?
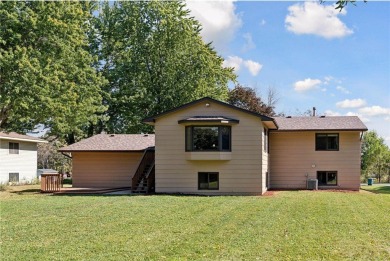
[360,186,390,195]
[10,189,41,195]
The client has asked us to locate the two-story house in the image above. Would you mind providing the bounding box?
[0,132,47,183]
[60,97,367,194]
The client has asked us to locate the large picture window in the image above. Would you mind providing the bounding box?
[9,142,19,154]
[316,133,339,151]
[186,126,231,151]
[317,171,337,186]
[198,172,219,190]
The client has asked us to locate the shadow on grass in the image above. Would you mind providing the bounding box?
[10,189,41,195]
[360,186,390,195]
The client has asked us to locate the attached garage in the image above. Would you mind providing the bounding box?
[59,134,155,188]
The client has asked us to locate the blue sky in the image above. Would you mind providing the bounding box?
[187,0,390,144]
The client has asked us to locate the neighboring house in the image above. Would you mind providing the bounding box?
[0,132,47,183]
[59,97,367,194]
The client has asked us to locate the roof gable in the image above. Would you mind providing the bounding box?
[143,97,277,127]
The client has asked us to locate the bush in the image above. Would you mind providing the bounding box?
[0,182,7,191]
[63,178,72,185]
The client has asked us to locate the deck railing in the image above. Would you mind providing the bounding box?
[132,149,155,192]
[41,173,62,192]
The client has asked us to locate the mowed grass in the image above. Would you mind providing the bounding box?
[1,186,389,261]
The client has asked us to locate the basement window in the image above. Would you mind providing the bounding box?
[198,172,219,190]
[316,134,339,151]
[317,171,337,186]
[9,173,19,182]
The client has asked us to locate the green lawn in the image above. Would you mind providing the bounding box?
[1,185,389,261]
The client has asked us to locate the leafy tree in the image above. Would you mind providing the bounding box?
[361,131,390,183]
[0,1,106,144]
[92,1,236,133]
[227,85,278,116]
[38,137,71,174]
[320,0,367,11]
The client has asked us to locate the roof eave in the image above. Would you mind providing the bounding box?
[270,128,368,132]
[58,149,148,153]
[142,97,277,124]
[0,137,48,143]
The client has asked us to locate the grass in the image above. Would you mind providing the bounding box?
[1,186,389,260]
[360,184,390,194]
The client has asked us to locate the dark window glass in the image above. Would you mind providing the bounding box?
[316,134,339,151]
[198,172,219,190]
[186,127,192,151]
[9,142,19,154]
[264,129,268,152]
[9,173,19,182]
[221,126,231,151]
[193,127,219,151]
[186,126,231,151]
[317,171,337,186]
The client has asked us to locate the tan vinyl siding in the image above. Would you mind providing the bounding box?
[269,131,361,190]
[72,152,143,188]
[154,101,266,195]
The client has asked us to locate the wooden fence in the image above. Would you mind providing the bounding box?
[41,173,61,192]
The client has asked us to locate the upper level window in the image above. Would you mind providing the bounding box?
[316,134,339,151]
[186,126,231,151]
[9,142,19,154]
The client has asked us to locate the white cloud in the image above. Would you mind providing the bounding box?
[294,78,322,92]
[336,98,366,108]
[242,33,256,52]
[222,56,243,71]
[187,0,242,50]
[336,86,351,94]
[223,56,262,76]
[345,112,370,123]
[324,110,369,122]
[243,60,263,76]
[285,2,353,39]
[260,19,266,26]
[359,106,390,116]
[324,110,341,116]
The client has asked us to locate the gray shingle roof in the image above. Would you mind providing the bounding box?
[59,134,155,152]
[0,132,47,143]
[273,116,368,131]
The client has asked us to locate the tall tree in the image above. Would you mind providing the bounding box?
[227,85,278,117]
[92,1,236,133]
[0,1,106,143]
[361,131,390,183]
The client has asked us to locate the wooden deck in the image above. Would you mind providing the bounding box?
[53,187,131,195]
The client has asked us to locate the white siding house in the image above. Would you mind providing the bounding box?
[0,132,47,184]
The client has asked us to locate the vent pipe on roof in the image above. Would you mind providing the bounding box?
[312,107,316,117]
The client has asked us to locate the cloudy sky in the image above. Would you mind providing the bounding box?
[186,0,390,145]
